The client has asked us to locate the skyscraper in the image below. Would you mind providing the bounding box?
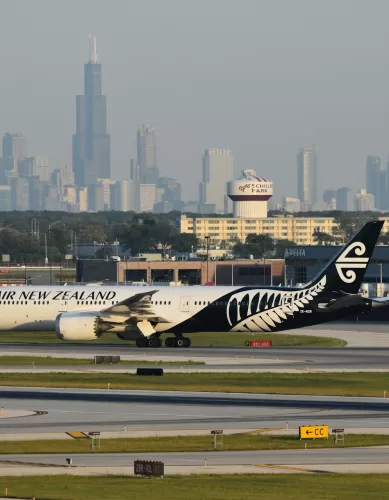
[336,187,352,211]
[137,125,158,184]
[354,189,375,211]
[72,36,110,187]
[199,148,233,213]
[2,133,27,163]
[297,146,317,205]
[366,155,387,209]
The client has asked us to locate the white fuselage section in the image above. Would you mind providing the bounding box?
[0,285,242,332]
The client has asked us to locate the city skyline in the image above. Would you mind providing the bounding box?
[1,1,389,202]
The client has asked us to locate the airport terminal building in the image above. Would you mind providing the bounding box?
[284,244,389,296]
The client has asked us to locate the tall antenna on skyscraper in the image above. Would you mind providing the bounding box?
[89,34,92,62]
[88,34,98,63]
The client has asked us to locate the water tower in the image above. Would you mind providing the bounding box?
[227,169,273,218]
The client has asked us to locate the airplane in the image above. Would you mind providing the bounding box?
[0,220,384,348]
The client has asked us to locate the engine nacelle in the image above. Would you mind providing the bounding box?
[56,312,108,341]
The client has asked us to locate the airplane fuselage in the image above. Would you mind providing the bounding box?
[0,283,371,336]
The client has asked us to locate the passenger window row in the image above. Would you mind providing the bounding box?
[76,300,120,306]
[194,300,227,306]
[76,301,106,306]
[0,301,29,305]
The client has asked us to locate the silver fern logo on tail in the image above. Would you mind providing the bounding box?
[335,242,368,283]
[226,277,326,332]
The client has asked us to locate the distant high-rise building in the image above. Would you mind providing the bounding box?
[51,165,75,189]
[2,133,27,163]
[34,156,51,182]
[18,157,35,178]
[10,178,29,211]
[28,177,45,211]
[44,186,62,211]
[111,180,130,211]
[199,148,233,213]
[0,186,11,211]
[88,183,105,211]
[129,158,140,212]
[139,184,156,212]
[297,146,317,204]
[129,158,140,181]
[283,197,301,213]
[72,36,110,187]
[78,187,88,212]
[96,178,115,210]
[366,155,387,210]
[137,125,158,184]
[336,187,352,211]
[157,177,182,210]
[354,189,375,211]
[322,189,337,204]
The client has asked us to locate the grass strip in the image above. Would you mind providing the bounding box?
[0,434,387,454]
[0,331,346,347]
[0,372,387,396]
[0,474,388,500]
[0,356,203,366]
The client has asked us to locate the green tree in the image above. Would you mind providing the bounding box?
[378,232,389,245]
[312,231,337,245]
[334,213,377,241]
[274,239,297,258]
[169,233,199,253]
[245,233,274,256]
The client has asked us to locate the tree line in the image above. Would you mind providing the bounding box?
[0,210,386,262]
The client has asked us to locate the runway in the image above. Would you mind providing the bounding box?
[2,447,389,467]
[1,388,389,434]
[2,344,389,371]
[0,323,389,372]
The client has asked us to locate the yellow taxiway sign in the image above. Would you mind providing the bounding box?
[299,425,328,439]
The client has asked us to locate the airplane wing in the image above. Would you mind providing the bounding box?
[102,289,158,316]
[99,289,171,336]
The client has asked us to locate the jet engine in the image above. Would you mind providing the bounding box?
[55,312,110,341]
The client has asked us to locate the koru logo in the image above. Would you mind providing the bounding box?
[335,241,368,283]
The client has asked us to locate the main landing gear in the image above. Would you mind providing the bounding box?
[165,336,191,348]
[135,335,191,348]
[135,336,162,348]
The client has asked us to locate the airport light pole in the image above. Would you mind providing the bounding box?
[377,263,383,297]
[43,233,48,265]
[205,235,210,283]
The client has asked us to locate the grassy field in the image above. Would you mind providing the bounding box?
[0,330,346,347]
[0,356,203,366]
[0,475,388,500]
[0,434,386,454]
[0,371,387,396]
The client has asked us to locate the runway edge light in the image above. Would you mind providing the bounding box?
[299,425,329,439]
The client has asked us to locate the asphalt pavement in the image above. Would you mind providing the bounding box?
[0,389,388,434]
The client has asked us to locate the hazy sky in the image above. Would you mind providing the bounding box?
[1,0,389,202]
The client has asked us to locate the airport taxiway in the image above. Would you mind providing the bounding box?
[0,389,389,434]
[1,345,389,371]
[1,448,389,476]
[0,323,389,372]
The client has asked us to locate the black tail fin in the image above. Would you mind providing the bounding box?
[307,220,384,294]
